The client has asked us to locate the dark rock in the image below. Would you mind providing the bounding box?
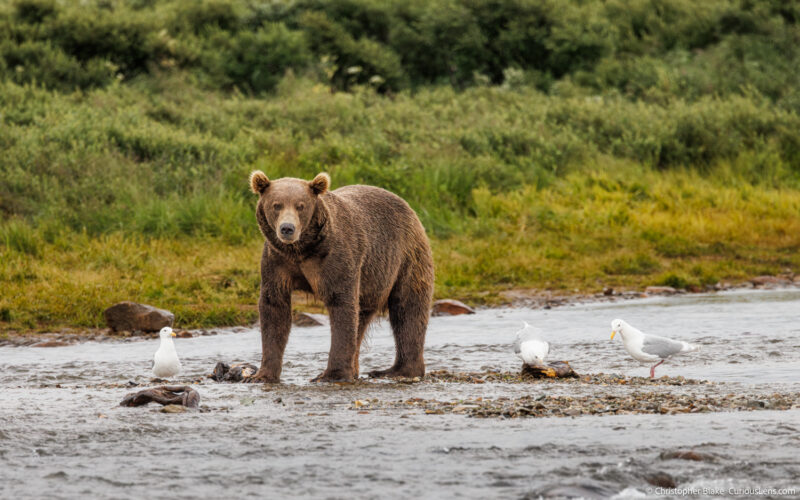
[120,385,199,409]
[30,340,70,348]
[293,312,329,327]
[603,287,614,296]
[104,301,174,332]
[645,286,677,295]
[750,275,790,287]
[521,361,578,379]
[175,330,193,338]
[645,472,677,488]
[209,361,258,382]
[528,480,616,499]
[431,299,475,316]
[659,450,717,462]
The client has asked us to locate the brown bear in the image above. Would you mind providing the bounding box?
[247,171,435,382]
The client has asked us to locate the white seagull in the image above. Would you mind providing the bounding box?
[513,321,550,367]
[610,319,699,378]
[152,327,181,379]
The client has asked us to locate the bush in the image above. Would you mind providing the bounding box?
[1,0,799,100]
[298,10,405,91]
[201,23,312,94]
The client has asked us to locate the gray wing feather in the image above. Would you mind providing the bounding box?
[517,330,539,342]
[513,338,522,355]
[642,335,685,358]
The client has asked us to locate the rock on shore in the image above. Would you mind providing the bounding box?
[431,299,475,316]
[104,301,174,332]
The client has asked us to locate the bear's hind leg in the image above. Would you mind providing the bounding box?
[353,308,376,376]
[369,266,432,379]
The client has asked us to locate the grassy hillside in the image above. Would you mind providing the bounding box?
[1,0,800,333]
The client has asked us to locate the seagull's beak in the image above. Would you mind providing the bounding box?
[170,332,176,337]
[610,330,616,340]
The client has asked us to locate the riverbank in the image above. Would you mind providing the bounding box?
[2,279,797,346]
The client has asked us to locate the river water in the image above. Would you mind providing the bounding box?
[1,289,798,499]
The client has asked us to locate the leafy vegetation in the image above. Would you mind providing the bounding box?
[1,0,799,334]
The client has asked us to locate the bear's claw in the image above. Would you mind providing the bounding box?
[311,369,355,383]
[242,368,280,384]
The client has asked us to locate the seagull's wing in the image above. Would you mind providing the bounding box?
[513,337,522,355]
[516,327,544,343]
[641,335,686,358]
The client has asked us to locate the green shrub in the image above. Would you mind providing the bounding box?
[0,40,115,90]
[1,0,799,100]
[655,272,692,289]
[299,10,405,91]
[203,23,311,93]
[13,0,57,24]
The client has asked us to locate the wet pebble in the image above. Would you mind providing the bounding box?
[659,450,718,463]
[645,472,677,488]
[161,404,187,414]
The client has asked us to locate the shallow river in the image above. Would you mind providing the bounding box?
[1,289,798,499]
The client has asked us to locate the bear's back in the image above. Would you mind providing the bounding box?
[330,184,417,222]
[325,184,427,255]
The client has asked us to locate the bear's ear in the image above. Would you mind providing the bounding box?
[309,172,330,195]
[249,170,270,195]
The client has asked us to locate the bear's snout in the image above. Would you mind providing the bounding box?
[279,223,296,239]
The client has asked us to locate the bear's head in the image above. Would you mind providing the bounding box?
[249,171,330,245]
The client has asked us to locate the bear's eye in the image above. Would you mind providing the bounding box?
[296,203,305,212]
[272,203,283,211]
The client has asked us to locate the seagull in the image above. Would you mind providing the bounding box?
[610,319,699,378]
[152,327,181,379]
[513,321,550,367]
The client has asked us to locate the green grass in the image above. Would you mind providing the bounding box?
[2,157,799,334]
[2,0,800,334]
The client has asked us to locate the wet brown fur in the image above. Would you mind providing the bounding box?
[248,171,434,382]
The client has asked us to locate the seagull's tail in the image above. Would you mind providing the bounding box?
[680,342,700,353]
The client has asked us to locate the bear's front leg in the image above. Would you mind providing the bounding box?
[246,284,292,383]
[312,290,358,382]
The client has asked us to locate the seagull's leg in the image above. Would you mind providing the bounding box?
[650,360,664,378]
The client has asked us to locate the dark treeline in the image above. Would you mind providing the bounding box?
[2,0,800,106]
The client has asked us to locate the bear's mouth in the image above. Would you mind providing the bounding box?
[276,229,300,244]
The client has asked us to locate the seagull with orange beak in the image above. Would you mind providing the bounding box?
[152,326,181,379]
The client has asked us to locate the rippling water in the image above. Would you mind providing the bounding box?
[1,289,798,498]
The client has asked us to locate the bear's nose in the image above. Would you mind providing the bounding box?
[279,223,295,238]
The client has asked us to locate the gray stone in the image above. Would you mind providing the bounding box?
[751,275,791,287]
[293,312,329,327]
[431,299,475,316]
[104,301,174,332]
[160,404,187,414]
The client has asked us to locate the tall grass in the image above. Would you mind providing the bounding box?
[3,163,799,333]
